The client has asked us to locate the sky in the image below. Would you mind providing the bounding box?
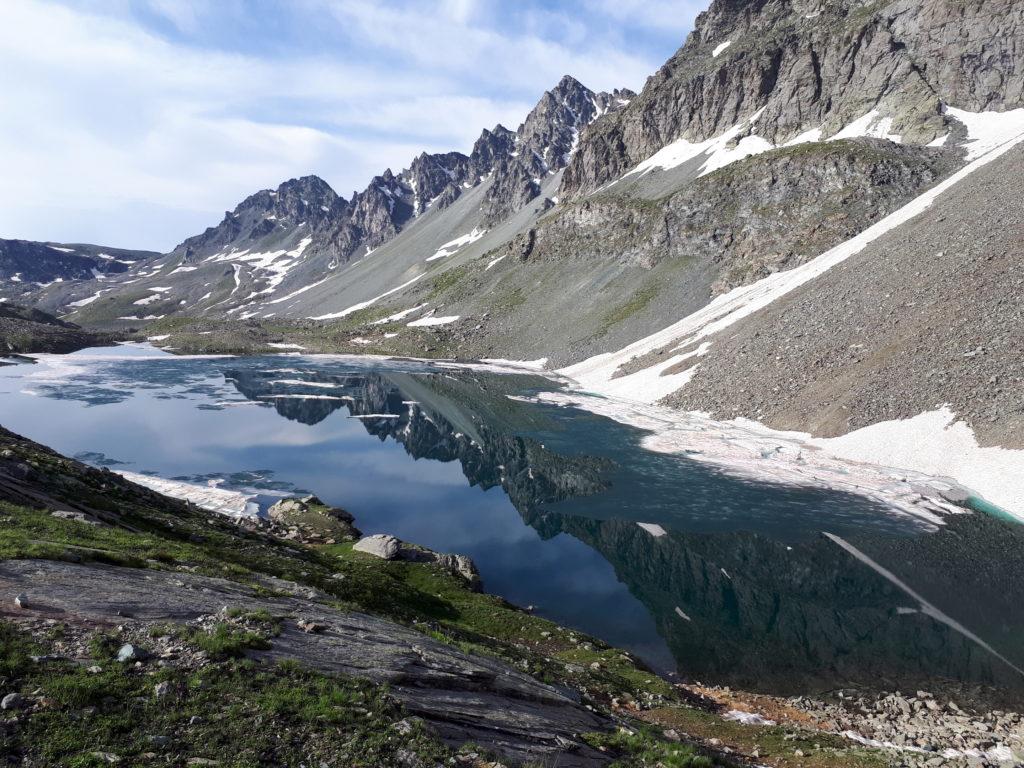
[0,0,702,252]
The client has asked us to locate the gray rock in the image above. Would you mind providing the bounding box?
[352,534,401,560]
[1,693,24,710]
[116,643,141,663]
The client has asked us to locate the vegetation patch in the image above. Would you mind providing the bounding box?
[0,621,454,767]
[596,284,661,337]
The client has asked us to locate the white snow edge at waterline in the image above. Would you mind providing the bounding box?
[559,108,1024,520]
[116,470,258,518]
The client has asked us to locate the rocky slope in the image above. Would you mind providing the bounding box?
[0,238,156,304]
[0,302,118,354]
[562,0,1024,195]
[666,139,1024,448]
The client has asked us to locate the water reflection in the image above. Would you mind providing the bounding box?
[2,348,1023,699]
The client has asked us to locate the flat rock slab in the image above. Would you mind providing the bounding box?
[0,559,609,767]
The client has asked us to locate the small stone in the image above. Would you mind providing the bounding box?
[153,682,171,698]
[794,749,804,757]
[147,735,170,748]
[297,619,326,634]
[117,644,141,663]
[90,753,121,764]
[186,759,220,766]
[14,593,28,609]
[188,716,204,726]
[87,666,103,674]
[1,693,25,710]
[663,729,681,742]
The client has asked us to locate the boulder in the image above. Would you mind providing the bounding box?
[116,643,142,663]
[1,693,24,710]
[353,534,401,560]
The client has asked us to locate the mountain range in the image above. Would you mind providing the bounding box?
[6,0,1024,499]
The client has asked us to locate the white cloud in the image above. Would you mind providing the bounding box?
[0,0,683,251]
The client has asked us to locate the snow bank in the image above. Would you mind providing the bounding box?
[407,315,459,327]
[811,408,1024,519]
[117,470,255,518]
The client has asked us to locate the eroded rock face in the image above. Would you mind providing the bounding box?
[525,139,955,290]
[176,175,340,263]
[562,0,1024,196]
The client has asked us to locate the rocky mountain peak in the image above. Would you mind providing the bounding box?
[561,0,1024,196]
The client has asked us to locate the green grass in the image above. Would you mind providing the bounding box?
[584,728,715,767]
[0,622,454,767]
[180,623,273,659]
[428,263,471,299]
[595,284,660,337]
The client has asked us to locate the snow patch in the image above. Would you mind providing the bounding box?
[724,710,775,726]
[945,105,1024,160]
[637,522,667,538]
[310,274,425,320]
[712,40,732,57]
[811,408,1024,520]
[372,304,427,325]
[426,228,486,261]
[407,315,459,327]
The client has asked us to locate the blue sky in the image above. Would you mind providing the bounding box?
[1,0,702,251]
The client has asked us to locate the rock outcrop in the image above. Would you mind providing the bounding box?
[0,559,606,766]
[265,494,361,543]
[0,303,117,354]
[562,0,1024,196]
[525,138,956,289]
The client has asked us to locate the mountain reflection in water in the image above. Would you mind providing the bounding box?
[2,349,1023,701]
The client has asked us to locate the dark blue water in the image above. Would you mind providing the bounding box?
[2,345,1023,699]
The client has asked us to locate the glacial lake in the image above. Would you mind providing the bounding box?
[2,345,1023,702]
